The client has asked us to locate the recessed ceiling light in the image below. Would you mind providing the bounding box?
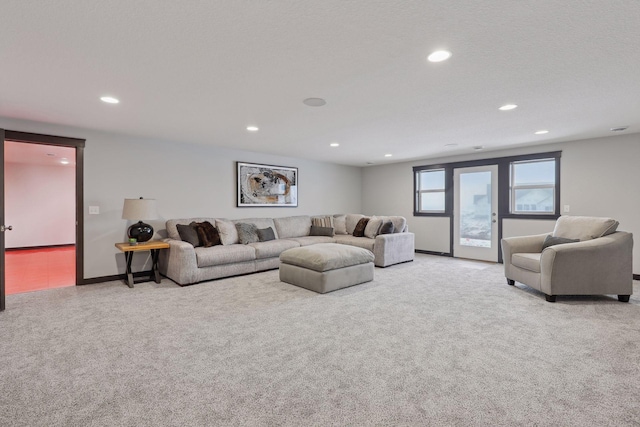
[473,146,484,151]
[330,142,339,147]
[499,104,517,111]
[60,158,70,165]
[384,154,393,157]
[427,50,452,62]
[246,126,259,132]
[100,96,119,104]
[303,98,326,107]
[610,126,629,132]
[534,130,549,135]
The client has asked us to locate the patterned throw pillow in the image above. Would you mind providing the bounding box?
[235,223,259,245]
[352,217,370,237]
[312,216,334,228]
[257,227,276,242]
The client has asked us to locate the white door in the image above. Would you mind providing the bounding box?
[453,165,498,262]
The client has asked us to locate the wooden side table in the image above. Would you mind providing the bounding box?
[115,241,170,288]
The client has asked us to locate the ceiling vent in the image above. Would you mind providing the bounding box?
[610,126,628,132]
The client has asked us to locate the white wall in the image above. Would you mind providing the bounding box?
[362,133,640,274]
[1,117,363,279]
[4,162,76,248]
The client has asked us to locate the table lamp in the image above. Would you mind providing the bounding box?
[122,197,158,243]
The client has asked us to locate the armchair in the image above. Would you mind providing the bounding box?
[501,216,633,302]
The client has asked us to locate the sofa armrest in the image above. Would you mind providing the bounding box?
[159,238,199,285]
[373,232,415,267]
[540,232,633,296]
[501,233,548,281]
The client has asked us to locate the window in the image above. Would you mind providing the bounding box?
[510,158,556,214]
[416,169,446,213]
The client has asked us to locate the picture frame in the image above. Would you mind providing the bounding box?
[237,162,298,207]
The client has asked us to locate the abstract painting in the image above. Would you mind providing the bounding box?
[237,162,298,207]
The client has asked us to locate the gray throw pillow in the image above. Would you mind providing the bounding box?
[310,225,334,237]
[257,227,276,242]
[378,221,395,235]
[236,223,259,245]
[542,235,579,250]
[176,224,200,247]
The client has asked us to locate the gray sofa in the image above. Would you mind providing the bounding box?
[159,214,415,285]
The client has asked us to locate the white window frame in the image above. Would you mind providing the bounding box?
[510,159,556,215]
[416,169,446,213]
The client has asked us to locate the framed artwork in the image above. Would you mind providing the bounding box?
[237,162,298,207]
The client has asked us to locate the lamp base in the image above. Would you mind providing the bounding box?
[128,221,154,243]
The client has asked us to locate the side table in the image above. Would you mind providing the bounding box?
[115,241,170,288]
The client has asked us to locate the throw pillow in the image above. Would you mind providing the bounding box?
[542,235,579,250]
[346,214,365,235]
[364,216,383,239]
[236,223,259,245]
[552,216,619,241]
[257,227,276,242]
[378,220,395,235]
[312,216,334,228]
[352,217,370,237]
[216,219,239,245]
[333,214,348,235]
[310,225,334,237]
[176,224,201,247]
[191,221,221,248]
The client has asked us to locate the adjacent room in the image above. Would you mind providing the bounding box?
[1,1,639,426]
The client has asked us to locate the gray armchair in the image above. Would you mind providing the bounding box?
[501,216,633,302]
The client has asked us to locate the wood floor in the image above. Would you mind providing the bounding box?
[4,246,75,295]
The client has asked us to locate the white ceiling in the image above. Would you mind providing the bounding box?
[1,1,639,167]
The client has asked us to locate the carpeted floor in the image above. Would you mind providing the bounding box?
[1,254,639,426]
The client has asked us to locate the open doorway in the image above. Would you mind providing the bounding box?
[4,141,76,294]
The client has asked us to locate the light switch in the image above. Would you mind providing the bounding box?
[89,206,100,215]
[563,204,570,213]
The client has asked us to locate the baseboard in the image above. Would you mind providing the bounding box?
[79,270,154,285]
[415,250,452,257]
[6,244,75,251]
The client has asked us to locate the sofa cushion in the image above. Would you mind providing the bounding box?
[195,244,256,267]
[345,214,365,235]
[334,235,376,252]
[511,253,541,273]
[216,219,239,245]
[176,224,201,247]
[333,214,348,235]
[364,216,383,238]
[273,216,312,239]
[249,239,299,259]
[236,223,259,245]
[542,235,579,250]
[257,227,276,242]
[353,217,370,237]
[310,225,334,237]
[286,236,336,246]
[192,221,221,247]
[552,216,619,241]
[378,220,395,235]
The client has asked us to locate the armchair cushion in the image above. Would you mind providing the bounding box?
[552,216,619,241]
[511,253,542,273]
[542,235,579,250]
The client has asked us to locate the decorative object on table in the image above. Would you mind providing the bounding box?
[237,162,298,207]
[122,197,158,243]
[128,238,138,246]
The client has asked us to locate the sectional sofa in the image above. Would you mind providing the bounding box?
[159,214,415,285]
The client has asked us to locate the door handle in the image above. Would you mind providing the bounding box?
[1,225,12,232]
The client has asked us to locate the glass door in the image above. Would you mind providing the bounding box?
[453,165,498,262]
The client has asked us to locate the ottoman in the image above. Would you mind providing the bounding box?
[279,243,374,293]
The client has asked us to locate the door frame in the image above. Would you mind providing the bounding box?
[1,130,85,311]
[453,164,499,262]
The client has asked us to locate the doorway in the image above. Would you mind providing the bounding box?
[453,165,499,262]
[1,130,85,311]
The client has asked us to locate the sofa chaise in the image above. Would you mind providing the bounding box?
[159,214,415,285]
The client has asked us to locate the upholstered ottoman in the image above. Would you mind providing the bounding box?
[279,243,374,293]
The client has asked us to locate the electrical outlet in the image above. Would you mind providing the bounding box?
[89,206,100,215]
[563,204,570,213]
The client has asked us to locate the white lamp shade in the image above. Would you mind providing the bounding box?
[122,198,158,220]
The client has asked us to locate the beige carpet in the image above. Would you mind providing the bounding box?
[1,254,639,426]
